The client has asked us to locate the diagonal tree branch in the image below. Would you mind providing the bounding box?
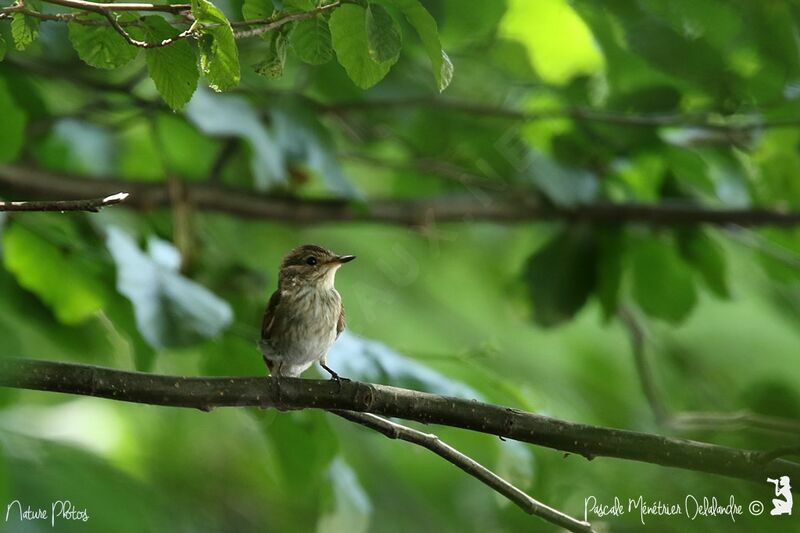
[0,192,129,212]
[1,357,798,483]
[3,165,800,227]
[332,410,594,533]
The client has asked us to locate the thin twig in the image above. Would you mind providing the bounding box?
[102,11,195,49]
[232,2,339,39]
[5,165,800,227]
[758,445,800,464]
[1,357,799,483]
[332,410,594,533]
[40,0,190,13]
[0,192,129,212]
[618,307,670,423]
[668,411,800,436]
[619,306,800,437]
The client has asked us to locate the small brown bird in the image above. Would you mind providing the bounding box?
[260,244,355,380]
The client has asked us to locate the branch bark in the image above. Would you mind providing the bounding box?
[322,97,800,132]
[3,165,800,227]
[332,411,594,533]
[0,192,128,212]
[1,358,798,483]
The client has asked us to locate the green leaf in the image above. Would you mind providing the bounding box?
[631,237,697,323]
[678,229,730,298]
[105,227,233,349]
[523,227,598,327]
[154,114,219,178]
[329,4,397,89]
[254,31,288,78]
[0,77,26,164]
[499,0,604,85]
[11,13,39,51]
[596,228,625,320]
[242,0,273,20]
[254,410,338,494]
[68,15,138,69]
[0,34,6,62]
[142,16,199,110]
[365,3,401,63]
[391,0,452,91]
[284,0,314,10]
[3,224,105,324]
[193,0,240,91]
[290,16,333,65]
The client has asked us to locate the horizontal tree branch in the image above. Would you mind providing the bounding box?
[332,411,594,533]
[1,358,798,484]
[322,97,800,132]
[0,192,129,212]
[3,165,800,227]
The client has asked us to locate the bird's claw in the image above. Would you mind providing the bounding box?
[321,363,350,391]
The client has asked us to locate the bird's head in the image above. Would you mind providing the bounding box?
[278,244,355,290]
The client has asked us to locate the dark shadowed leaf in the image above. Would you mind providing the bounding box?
[252,410,338,495]
[392,0,452,91]
[596,228,626,320]
[330,4,397,89]
[523,227,598,327]
[0,78,26,164]
[678,229,730,298]
[365,3,401,64]
[290,16,333,65]
[631,236,697,323]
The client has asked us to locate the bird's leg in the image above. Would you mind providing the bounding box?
[268,359,285,409]
[320,362,350,392]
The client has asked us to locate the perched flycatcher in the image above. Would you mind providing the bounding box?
[259,244,355,380]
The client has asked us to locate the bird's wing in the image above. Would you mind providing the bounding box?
[336,302,346,339]
[261,289,282,341]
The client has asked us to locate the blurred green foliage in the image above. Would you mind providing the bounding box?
[1,0,800,531]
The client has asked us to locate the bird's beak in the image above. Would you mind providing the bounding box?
[334,255,356,264]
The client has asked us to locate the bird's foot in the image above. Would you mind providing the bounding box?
[321,363,350,392]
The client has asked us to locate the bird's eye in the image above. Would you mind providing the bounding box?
[305,256,317,266]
